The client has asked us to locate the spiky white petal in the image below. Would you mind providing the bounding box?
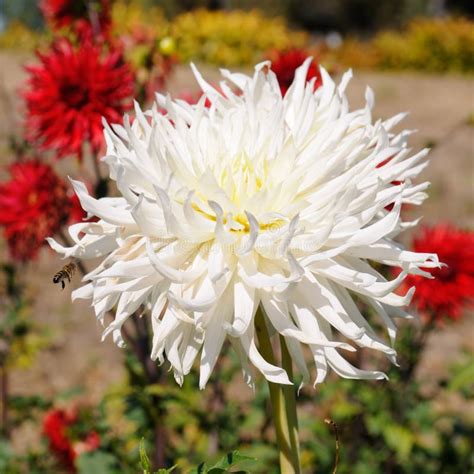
[49,60,439,388]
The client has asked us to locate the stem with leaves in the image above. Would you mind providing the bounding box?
[63,239,167,468]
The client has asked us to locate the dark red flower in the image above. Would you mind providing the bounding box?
[40,0,111,36]
[376,156,404,211]
[43,408,77,471]
[23,39,134,160]
[404,224,474,321]
[68,190,88,224]
[269,49,322,95]
[177,83,238,109]
[43,407,101,472]
[177,90,211,108]
[0,161,72,261]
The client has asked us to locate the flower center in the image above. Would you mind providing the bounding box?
[217,154,266,207]
[60,82,90,109]
[436,262,456,282]
[27,192,38,206]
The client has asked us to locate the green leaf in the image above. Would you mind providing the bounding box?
[188,452,256,474]
[144,384,174,397]
[206,451,256,473]
[76,451,118,474]
[139,439,152,474]
[208,470,249,474]
[190,462,207,474]
[382,424,415,461]
[448,360,474,393]
[139,440,176,474]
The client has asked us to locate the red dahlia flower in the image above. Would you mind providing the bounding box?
[23,39,134,160]
[404,224,474,321]
[43,408,100,472]
[68,191,88,224]
[40,0,111,36]
[0,161,74,261]
[269,49,322,95]
[43,408,77,471]
[177,90,212,108]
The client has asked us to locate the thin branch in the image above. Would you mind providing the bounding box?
[91,151,102,183]
[325,418,340,474]
[90,151,109,198]
[0,363,9,439]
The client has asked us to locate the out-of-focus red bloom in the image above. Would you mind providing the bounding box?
[43,408,77,471]
[68,191,88,224]
[376,156,404,211]
[43,407,101,472]
[23,39,134,160]
[177,83,239,109]
[269,49,322,95]
[0,161,72,261]
[404,224,474,321]
[68,182,99,224]
[177,90,200,105]
[40,0,111,36]
[73,431,101,456]
[177,90,211,108]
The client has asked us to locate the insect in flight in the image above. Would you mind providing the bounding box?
[53,260,77,290]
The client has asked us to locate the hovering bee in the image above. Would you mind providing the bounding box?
[53,260,77,290]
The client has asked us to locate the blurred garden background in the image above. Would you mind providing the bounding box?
[0,0,473,472]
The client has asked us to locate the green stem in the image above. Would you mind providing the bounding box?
[255,308,302,474]
[280,336,302,470]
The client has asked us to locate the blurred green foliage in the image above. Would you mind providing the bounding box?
[333,16,474,73]
[0,264,50,372]
[169,8,307,66]
[2,1,474,73]
[0,2,306,67]
[373,16,474,72]
[140,439,254,474]
[0,0,43,30]
[4,0,472,34]
[0,20,47,51]
[301,367,474,473]
[0,314,472,473]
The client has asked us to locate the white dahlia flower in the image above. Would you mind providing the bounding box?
[48,60,440,388]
